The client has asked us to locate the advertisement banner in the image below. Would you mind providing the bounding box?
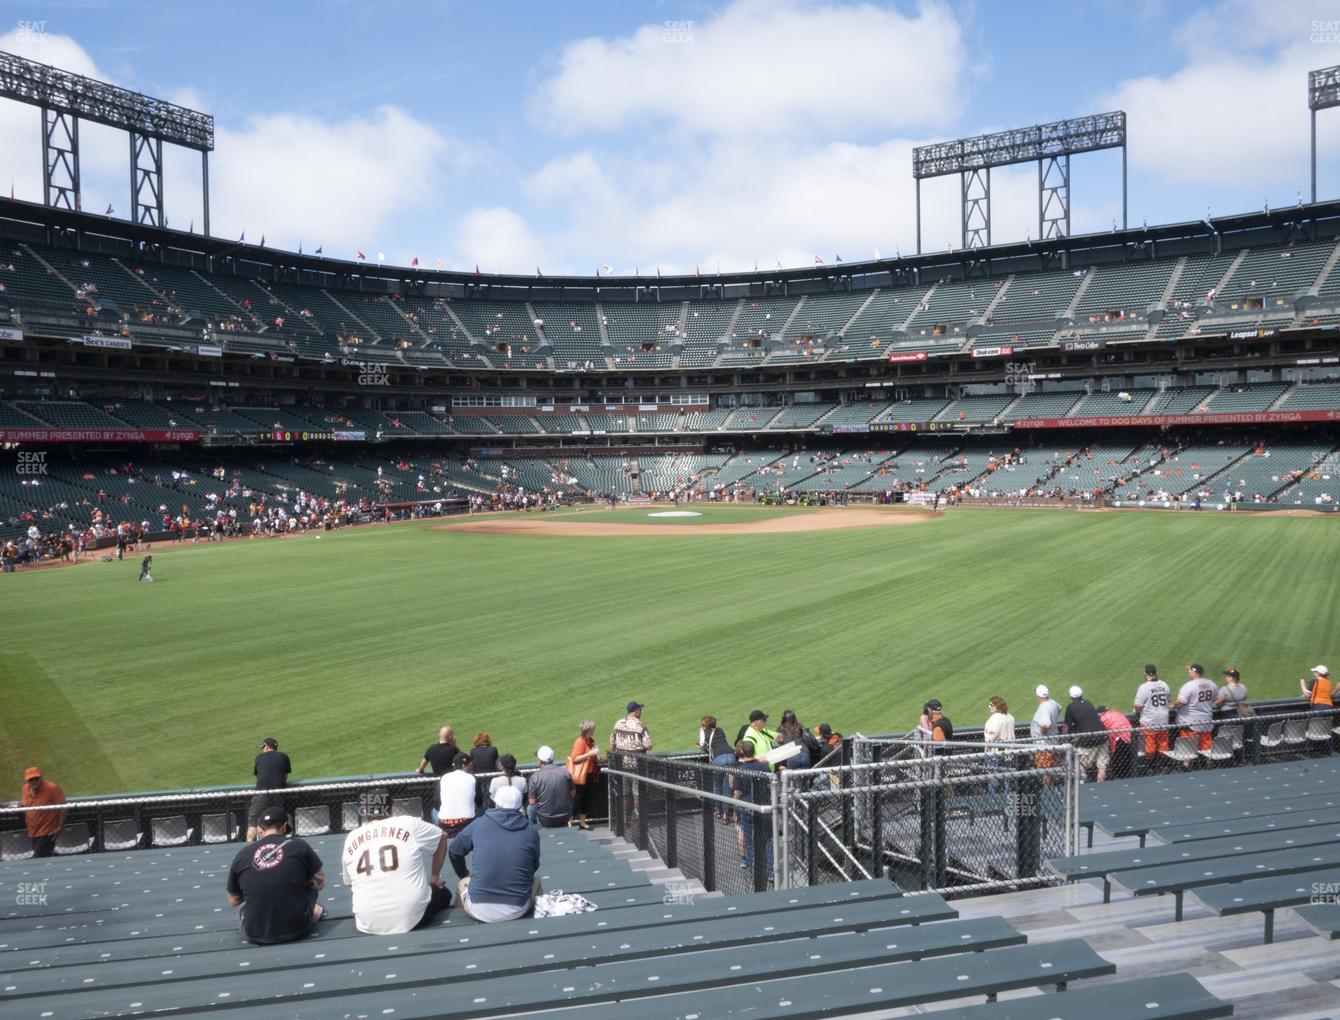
[82,335,132,350]
[0,327,23,342]
[886,351,928,363]
[1012,410,1340,429]
[196,344,224,357]
[970,345,1015,358]
[0,428,199,443]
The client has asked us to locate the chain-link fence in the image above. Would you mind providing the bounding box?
[606,752,775,896]
[0,767,606,860]
[852,702,1340,783]
[780,741,1076,896]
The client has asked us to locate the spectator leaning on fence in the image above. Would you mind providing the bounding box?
[983,698,1015,794]
[21,766,65,857]
[1301,665,1333,707]
[1175,663,1218,762]
[1031,685,1062,782]
[740,710,775,766]
[1133,664,1172,766]
[247,738,291,842]
[701,715,736,819]
[438,753,477,838]
[1215,669,1250,714]
[417,726,459,776]
[924,700,953,754]
[731,740,772,877]
[567,721,599,830]
[1062,686,1109,782]
[470,733,500,774]
[1097,706,1134,780]
[610,701,652,754]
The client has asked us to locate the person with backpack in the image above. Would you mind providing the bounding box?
[772,710,819,770]
[699,716,735,820]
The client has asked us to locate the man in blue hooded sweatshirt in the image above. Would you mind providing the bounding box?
[447,784,541,922]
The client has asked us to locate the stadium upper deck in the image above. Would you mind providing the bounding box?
[3,197,1340,382]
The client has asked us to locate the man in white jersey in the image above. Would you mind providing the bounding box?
[1133,664,1173,766]
[1175,663,1218,763]
[342,789,451,935]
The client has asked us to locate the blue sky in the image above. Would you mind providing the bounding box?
[0,0,1334,273]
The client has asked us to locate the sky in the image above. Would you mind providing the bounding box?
[0,0,1336,275]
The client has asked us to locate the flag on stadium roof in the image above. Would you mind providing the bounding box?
[695,265,701,277]
[105,203,113,215]
[814,255,824,265]
[240,230,246,242]
[436,259,444,270]
[536,266,543,277]
[315,245,322,255]
[474,264,480,276]
[377,252,385,263]
[260,235,265,247]
[411,256,419,267]
[600,264,613,275]
[835,254,842,263]
[356,250,365,260]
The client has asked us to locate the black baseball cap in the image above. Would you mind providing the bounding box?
[1188,663,1205,675]
[1223,668,1240,679]
[925,699,942,712]
[817,723,833,736]
[258,737,278,750]
[256,807,288,828]
[626,701,644,713]
[749,709,768,722]
[455,751,472,768]
[1144,664,1158,676]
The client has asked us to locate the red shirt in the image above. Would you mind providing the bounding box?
[21,779,66,837]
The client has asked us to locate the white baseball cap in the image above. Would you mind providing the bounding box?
[537,745,554,763]
[1069,685,1084,699]
[1035,684,1050,698]
[493,786,523,810]
[1313,665,1330,676]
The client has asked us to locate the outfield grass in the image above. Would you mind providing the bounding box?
[1,508,1335,795]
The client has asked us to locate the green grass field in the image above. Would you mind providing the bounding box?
[1,507,1335,795]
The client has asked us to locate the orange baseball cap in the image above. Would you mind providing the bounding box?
[23,767,41,781]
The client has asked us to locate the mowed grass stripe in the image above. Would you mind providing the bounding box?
[0,509,1334,793]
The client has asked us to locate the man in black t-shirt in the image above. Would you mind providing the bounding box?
[418,726,459,776]
[227,807,325,944]
[926,699,954,755]
[417,726,459,825]
[1062,686,1109,782]
[247,738,292,840]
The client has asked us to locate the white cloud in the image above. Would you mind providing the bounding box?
[455,207,545,274]
[201,107,450,252]
[1101,0,1336,209]
[531,0,967,138]
[0,30,456,256]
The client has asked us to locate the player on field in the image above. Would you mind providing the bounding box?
[343,789,450,935]
[1174,663,1218,765]
[1133,664,1172,768]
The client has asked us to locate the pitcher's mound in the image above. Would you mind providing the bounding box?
[435,506,938,537]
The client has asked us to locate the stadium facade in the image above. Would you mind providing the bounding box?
[2,188,1340,534]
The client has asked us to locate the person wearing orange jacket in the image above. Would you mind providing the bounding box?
[1301,665,1333,707]
[21,767,66,857]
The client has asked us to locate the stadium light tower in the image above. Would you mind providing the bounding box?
[1309,64,1340,203]
[912,111,1127,253]
[0,50,214,232]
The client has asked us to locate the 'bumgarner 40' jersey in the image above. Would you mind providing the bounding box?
[342,815,442,935]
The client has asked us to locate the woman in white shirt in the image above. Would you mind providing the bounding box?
[983,696,1016,794]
